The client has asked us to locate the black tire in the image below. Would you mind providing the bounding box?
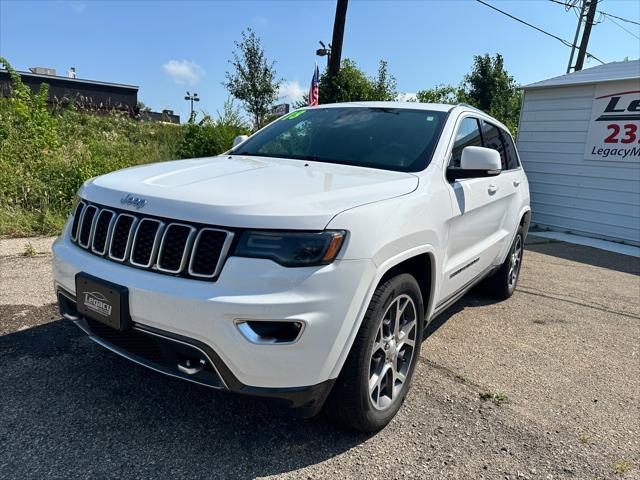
[325,273,424,432]
[481,225,524,300]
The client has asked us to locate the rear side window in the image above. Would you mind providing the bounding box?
[481,121,508,170]
[500,131,520,170]
[451,117,483,168]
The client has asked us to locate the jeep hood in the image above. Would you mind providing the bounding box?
[80,155,419,229]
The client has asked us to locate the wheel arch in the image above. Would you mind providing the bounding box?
[520,208,532,239]
[377,252,434,320]
[328,246,438,380]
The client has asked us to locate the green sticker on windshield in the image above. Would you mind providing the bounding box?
[284,110,306,120]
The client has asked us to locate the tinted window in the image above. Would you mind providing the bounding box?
[500,131,520,170]
[450,117,482,168]
[232,107,447,173]
[481,121,508,170]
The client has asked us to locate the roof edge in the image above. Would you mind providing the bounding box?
[0,69,139,90]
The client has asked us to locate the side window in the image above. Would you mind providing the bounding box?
[500,130,520,170]
[481,121,507,170]
[450,117,483,168]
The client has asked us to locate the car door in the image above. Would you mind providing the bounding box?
[494,125,528,247]
[480,121,525,258]
[439,116,512,303]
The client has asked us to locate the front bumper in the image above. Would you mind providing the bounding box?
[58,290,335,415]
[52,223,376,394]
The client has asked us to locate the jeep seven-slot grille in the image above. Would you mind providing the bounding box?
[71,201,234,281]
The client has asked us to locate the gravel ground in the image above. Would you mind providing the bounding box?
[0,235,638,479]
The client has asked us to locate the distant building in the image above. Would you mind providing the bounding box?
[517,60,640,246]
[0,66,180,124]
[0,67,138,112]
[139,109,181,124]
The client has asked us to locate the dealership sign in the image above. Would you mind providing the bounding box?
[584,81,640,161]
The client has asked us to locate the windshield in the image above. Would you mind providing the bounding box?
[232,107,447,172]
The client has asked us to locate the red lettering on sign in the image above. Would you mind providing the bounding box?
[604,124,620,143]
[620,124,637,144]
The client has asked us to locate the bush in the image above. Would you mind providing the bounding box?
[0,58,247,236]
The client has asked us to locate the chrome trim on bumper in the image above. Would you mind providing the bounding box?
[71,317,228,391]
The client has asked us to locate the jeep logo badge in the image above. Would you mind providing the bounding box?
[120,194,147,209]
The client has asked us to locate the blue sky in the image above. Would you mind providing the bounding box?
[1,0,639,121]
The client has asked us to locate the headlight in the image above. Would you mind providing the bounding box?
[233,230,346,267]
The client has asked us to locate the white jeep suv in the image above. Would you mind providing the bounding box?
[53,102,530,432]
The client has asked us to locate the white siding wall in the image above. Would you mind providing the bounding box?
[517,82,640,245]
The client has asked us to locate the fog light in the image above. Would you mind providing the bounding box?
[235,320,305,345]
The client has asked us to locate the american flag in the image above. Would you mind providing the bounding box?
[308,63,320,106]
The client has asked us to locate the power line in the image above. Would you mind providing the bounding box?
[548,0,577,9]
[606,15,640,39]
[475,0,605,64]
[548,0,640,26]
[600,10,640,26]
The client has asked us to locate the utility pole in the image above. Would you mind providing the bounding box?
[327,0,348,79]
[566,0,588,73]
[574,0,598,71]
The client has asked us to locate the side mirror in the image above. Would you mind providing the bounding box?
[447,146,501,181]
[232,135,248,148]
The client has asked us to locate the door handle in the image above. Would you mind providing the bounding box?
[488,184,498,195]
[513,180,521,187]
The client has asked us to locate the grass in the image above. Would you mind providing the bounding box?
[612,460,633,476]
[22,242,37,257]
[479,390,509,404]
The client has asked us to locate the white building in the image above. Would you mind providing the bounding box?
[517,60,640,246]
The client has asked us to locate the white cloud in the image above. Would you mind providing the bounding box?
[278,80,306,104]
[162,60,205,86]
[397,92,417,102]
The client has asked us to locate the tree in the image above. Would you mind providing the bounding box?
[319,59,397,104]
[136,100,151,112]
[462,54,521,133]
[415,84,464,104]
[292,93,309,109]
[223,28,280,129]
[370,60,397,101]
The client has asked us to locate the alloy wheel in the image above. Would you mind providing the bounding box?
[368,294,417,411]
[508,234,523,289]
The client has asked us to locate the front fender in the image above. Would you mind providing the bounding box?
[325,183,451,379]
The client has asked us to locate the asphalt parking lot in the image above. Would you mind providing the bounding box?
[1,236,638,479]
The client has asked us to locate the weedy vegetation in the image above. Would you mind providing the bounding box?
[612,460,633,476]
[0,57,248,237]
[22,242,37,257]
[479,390,509,404]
